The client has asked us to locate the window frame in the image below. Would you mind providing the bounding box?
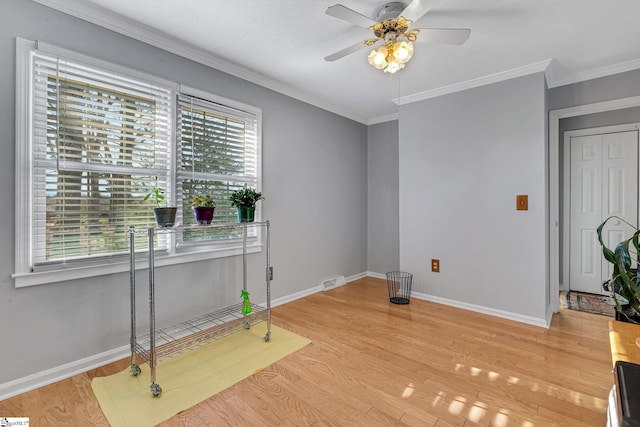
[13,39,263,288]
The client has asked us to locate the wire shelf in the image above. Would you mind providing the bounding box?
[134,303,268,363]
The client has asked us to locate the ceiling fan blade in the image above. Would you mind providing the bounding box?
[415,28,471,45]
[400,0,439,23]
[324,40,370,62]
[326,4,377,28]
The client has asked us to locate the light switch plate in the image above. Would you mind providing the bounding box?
[516,195,528,210]
[431,259,440,272]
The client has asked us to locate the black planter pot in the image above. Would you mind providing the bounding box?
[236,206,255,223]
[615,308,640,323]
[604,274,640,323]
[193,206,215,225]
[153,207,177,227]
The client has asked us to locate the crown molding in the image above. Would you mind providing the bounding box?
[30,0,369,124]
[394,59,554,106]
[546,57,640,88]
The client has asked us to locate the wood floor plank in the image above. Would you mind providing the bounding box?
[70,375,111,427]
[0,277,614,426]
[271,374,369,426]
[0,394,22,417]
[183,397,229,426]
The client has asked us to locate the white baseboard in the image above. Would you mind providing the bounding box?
[545,306,555,327]
[270,285,323,307]
[270,271,368,307]
[411,291,550,328]
[365,271,386,280]
[0,344,130,401]
[346,271,368,282]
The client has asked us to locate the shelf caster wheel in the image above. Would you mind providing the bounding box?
[130,364,141,376]
[244,321,251,330]
[264,332,271,342]
[150,383,162,397]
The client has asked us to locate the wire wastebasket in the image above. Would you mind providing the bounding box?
[386,271,413,304]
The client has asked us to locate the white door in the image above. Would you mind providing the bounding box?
[568,128,638,294]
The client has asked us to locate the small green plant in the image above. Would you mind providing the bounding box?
[229,187,263,208]
[192,194,216,207]
[144,186,166,208]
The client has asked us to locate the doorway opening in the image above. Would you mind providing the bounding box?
[549,95,640,314]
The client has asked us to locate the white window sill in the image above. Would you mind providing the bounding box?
[12,244,262,288]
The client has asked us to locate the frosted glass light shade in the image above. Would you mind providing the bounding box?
[368,48,388,69]
[393,41,414,63]
[384,60,403,73]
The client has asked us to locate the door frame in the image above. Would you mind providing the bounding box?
[549,95,640,314]
[562,124,640,295]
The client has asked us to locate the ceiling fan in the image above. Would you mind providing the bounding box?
[324,0,470,73]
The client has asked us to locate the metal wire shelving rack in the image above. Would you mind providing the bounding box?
[128,221,272,397]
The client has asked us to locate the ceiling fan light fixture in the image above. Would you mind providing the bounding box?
[325,2,470,74]
[368,39,412,74]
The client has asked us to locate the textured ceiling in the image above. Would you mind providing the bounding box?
[37,0,640,123]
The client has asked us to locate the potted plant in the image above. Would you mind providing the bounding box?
[144,186,177,227]
[229,187,263,223]
[597,216,640,323]
[192,194,216,225]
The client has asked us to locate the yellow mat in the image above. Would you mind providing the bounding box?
[91,324,310,427]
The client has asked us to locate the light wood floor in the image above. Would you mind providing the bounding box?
[0,277,613,426]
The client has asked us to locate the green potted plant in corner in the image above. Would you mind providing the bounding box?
[597,216,640,323]
[144,185,177,227]
[229,187,263,223]
[192,194,216,225]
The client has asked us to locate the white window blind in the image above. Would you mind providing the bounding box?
[31,48,173,266]
[176,89,260,243]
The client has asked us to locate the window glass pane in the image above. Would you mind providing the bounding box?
[47,77,158,168]
[180,106,248,176]
[43,170,157,261]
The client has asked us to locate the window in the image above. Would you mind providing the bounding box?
[176,87,261,243]
[14,40,262,287]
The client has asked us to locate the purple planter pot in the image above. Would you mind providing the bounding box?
[193,206,215,225]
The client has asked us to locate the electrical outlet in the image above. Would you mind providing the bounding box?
[431,259,440,272]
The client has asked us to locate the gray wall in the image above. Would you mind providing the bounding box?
[560,107,640,133]
[367,120,399,274]
[0,0,367,385]
[548,69,640,111]
[398,73,548,322]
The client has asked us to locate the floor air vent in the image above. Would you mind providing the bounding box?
[322,275,346,290]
